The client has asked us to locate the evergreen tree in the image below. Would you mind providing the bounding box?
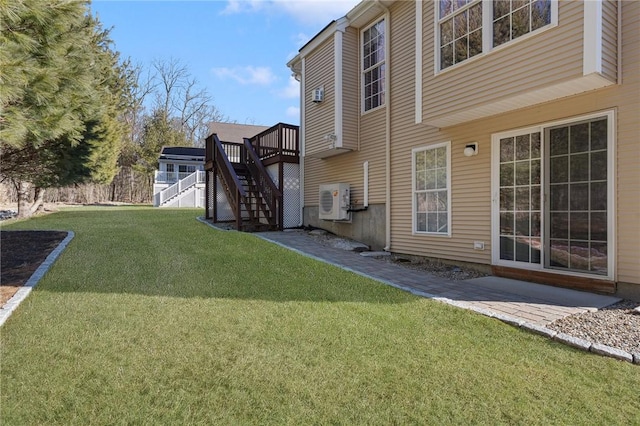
[0,0,132,217]
[134,109,190,188]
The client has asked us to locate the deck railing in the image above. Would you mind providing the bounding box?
[158,170,205,205]
[155,170,203,183]
[249,123,299,161]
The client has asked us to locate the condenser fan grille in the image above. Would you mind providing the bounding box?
[320,190,334,214]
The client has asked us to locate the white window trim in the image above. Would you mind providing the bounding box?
[415,0,423,124]
[490,110,616,281]
[361,17,387,114]
[412,141,452,237]
[434,0,559,74]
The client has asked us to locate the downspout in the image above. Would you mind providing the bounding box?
[297,59,305,227]
[363,160,369,208]
[376,0,392,252]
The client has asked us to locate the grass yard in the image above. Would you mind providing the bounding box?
[1,207,639,424]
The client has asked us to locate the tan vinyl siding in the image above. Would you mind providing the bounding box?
[303,19,387,209]
[615,0,640,284]
[305,38,336,157]
[342,27,359,151]
[300,0,637,287]
[423,1,585,123]
[601,0,618,82]
[387,0,639,284]
[304,106,387,207]
[389,1,493,263]
[358,109,386,203]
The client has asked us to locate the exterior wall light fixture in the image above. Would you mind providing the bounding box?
[464,142,478,157]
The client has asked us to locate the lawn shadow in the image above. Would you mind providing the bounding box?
[23,209,416,305]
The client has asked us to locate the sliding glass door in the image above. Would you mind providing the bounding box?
[492,113,612,278]
[497,131,542,265]
[546,118,609,275]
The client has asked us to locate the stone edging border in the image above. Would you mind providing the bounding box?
[0,230,75,327]
[449,300,639,364]
[196,217,638,365]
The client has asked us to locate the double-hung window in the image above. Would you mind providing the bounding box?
[493,0,553,47]
[362,18,385,112]
[438,0,483,70]
[413,143,451,235]
[438,0,555,71]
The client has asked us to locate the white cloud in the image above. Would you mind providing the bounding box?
[221,0,360,26]
[277,76,300,99]
[286,106,300,118]
[212,66,277,86]
[276,0,359,26]
[294,32,310,47]
[220,0,264,15]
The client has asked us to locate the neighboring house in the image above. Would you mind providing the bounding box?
[154,123,270,208]
[287,0,639,299]
[153,146,205,207]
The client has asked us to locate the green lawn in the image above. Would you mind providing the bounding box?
[1,207,639,424]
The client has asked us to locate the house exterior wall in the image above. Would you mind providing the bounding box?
[342,27,360,149]
[423,0,581,121]
[601,0,619,82]
[292,0,639,296]
[422,1,619,128]
[302,13,388,248]
[387,0,639,289]
[305,38,337,157]
[154,155,205,207]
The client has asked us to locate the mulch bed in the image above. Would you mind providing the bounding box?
[1,231,68,306]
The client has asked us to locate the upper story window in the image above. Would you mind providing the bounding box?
[362,18,385,112]
[438,0,555,71]
[493,0,552,47]
[439,0,483,70]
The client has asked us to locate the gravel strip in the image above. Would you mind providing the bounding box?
[547,300,640,355]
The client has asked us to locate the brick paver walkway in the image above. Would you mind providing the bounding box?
[256,229,620,327]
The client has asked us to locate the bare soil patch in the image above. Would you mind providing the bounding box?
[1,231,68,305]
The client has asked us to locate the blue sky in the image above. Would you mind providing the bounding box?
[91,0,360,126]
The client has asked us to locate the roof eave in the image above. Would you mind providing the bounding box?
[286,0,394,73]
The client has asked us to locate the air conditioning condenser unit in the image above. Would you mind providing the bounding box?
[319,183,350,221]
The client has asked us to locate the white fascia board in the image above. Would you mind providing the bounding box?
[288,0,387,70]
[287,21,338,70]
[583,0,603,75]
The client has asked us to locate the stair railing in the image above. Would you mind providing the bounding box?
[158,170,201,206]
[212,134,246,229]
[243,138,282,228]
